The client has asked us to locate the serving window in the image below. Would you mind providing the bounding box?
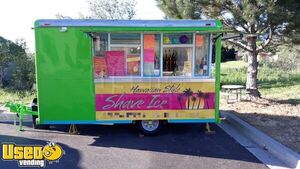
[195,34,210,76]
[93,33,108,57]
[110,46,141,76]
[92,32,211,80]
[162,33,193,77]
[143,34,161,77]
[110,33,141,44]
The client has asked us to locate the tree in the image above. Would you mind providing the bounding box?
[88,0,136,19]
[0,44,10,87]
[0,36,34,90]
[156,0,300,97]
[55,14,73,19]
[0,36,26,87]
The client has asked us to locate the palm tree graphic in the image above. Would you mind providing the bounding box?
[203,93,210,109]
[177,94,183,109]
[183,88,193,109]
[191,96,197,109]
[197,90,203,109]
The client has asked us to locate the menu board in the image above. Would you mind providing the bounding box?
[196,35,203,47]
[94,57,107,78]
[127,55,140,75]
[144,35,155,63]
[144,49,155,63]
[144,35,155,49]
[183,61,192,74]
[105,51,126,76]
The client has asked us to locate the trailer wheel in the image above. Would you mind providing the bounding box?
[31,98,49,129]
[137,120,162,135]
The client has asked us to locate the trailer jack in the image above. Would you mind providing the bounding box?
[69,124,79,135]
[205,123,216,134]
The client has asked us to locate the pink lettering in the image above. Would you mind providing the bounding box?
[102,94,145,110]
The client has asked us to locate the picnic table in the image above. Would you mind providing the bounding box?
[221,85,245,103]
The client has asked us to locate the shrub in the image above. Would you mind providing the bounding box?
[264,45,300,71]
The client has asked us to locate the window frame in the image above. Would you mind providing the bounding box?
[92,32,212,79]
[108,33,143,78]
[193,33,212,79]
[142,33,162,77]
[161,46,194,78]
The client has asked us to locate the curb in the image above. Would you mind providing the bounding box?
[221,111,300,169]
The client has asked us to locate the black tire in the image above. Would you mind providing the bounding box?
[31,98,49,130]
[137,120,163,135]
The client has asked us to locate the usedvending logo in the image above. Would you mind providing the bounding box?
[1,142,64,167]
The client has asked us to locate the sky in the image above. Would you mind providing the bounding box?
[0,0,164,52]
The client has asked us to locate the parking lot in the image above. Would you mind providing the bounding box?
[0,120,268,169]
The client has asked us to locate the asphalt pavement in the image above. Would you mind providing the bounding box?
[0,118,268,169]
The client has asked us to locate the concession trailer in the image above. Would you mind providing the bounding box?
[28,19,223,134]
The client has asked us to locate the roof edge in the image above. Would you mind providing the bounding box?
[34,19,222,28]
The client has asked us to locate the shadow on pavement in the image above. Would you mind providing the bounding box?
[83,123,263,164]
[0,121,266,166]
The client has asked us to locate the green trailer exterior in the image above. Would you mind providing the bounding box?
[33,19,223,125]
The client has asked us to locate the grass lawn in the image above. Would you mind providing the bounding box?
[0,89,36,105]
[260,84,300,104]
[221,60,300,104]
[221,60,248,69]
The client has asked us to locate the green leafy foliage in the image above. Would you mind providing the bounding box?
[157,0,300,97]
[157,0,300,52]
[0,89,35,105]
[261,45,300,71]
[0,36,35,90]
[156,0,202,19]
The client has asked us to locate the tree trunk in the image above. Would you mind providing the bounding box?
[246,37,261,97]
